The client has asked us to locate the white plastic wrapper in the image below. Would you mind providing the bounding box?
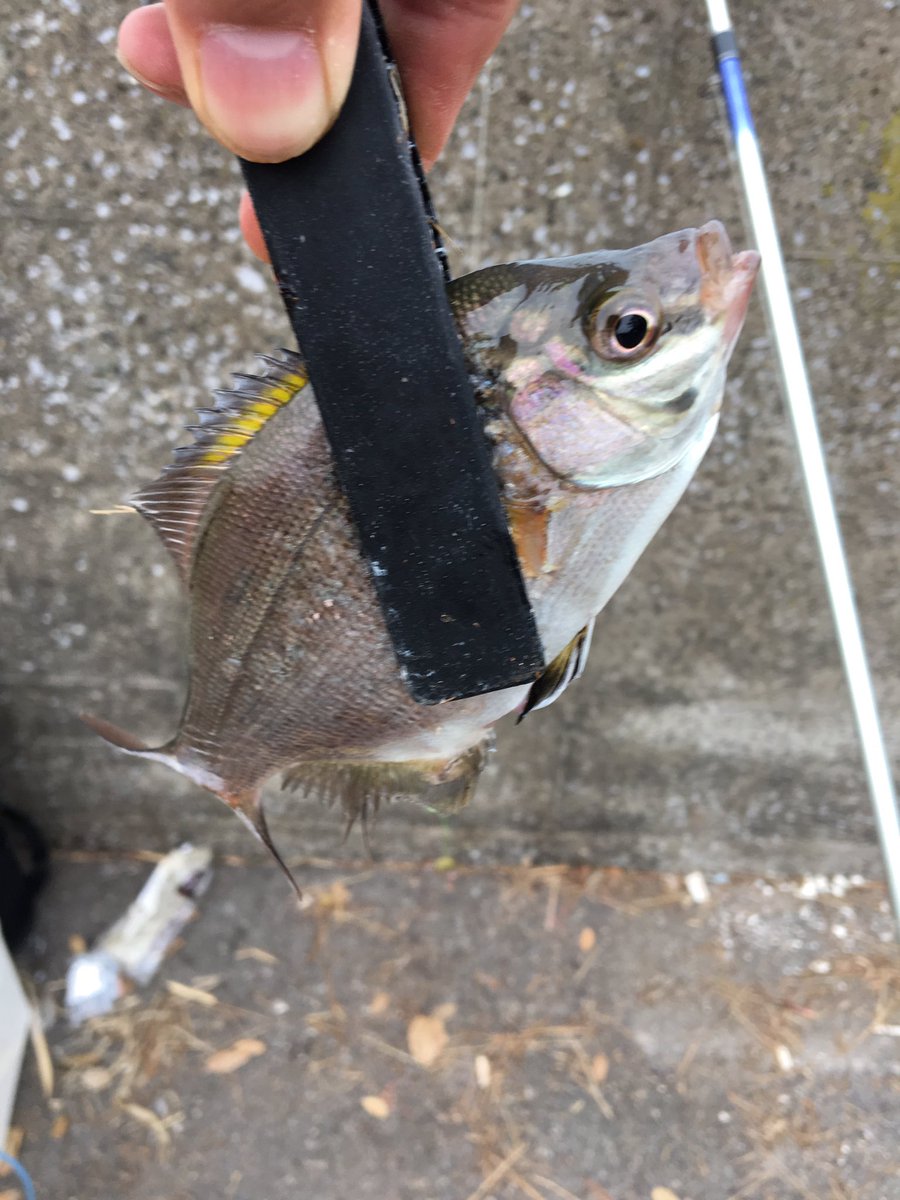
[66,843,213,1024]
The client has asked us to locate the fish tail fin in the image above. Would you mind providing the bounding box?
[80,713,178,767]
[83,713,302,899]
[230,792,302,901]
[282,737,494,852]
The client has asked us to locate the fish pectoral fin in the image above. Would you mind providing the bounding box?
[282,738,494,838]
[517,618,596,723]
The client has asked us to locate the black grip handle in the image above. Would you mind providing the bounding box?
[240,2,543,704]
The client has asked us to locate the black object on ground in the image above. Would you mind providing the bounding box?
[0,804,48,951]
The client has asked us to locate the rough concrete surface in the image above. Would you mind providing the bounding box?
[11,859,900,1200]
[2,0,899,877]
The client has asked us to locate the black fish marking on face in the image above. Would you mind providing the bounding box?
[664,387,698,413]
[673,307,704,335]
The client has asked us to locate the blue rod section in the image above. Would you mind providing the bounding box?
[712,30,757,138]
[0,1150,37,1200]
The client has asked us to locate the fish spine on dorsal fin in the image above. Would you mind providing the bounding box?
[131,348,309,584]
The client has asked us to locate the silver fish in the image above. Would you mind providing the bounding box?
[86,220,758,880]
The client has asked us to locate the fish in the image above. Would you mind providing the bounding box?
[85,220,758,884]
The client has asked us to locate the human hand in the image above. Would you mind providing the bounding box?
[117,0,520,260]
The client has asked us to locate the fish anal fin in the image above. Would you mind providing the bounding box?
[518,618,595,722]
[131,349,309,584]
[230,792,302,900]
[282,738,494,838]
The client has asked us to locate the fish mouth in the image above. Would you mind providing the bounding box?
[697,219,760,348]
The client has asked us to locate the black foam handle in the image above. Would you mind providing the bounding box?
[240,3,544,704]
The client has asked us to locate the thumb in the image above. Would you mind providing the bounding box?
[161,0,362,162]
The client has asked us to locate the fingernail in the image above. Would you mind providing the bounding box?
[197,26,329,161]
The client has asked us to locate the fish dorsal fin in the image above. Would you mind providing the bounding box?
[132,350,308,583]
[517,618,595,722]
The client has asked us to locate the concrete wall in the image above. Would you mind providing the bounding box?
[2,0,898,875]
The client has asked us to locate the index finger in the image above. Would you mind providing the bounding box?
[380,0,521,168]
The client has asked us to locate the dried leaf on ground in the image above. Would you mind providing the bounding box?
[165,980,219,1007]
[205,1038,267,1075]
[0,1188,22,1199]
[234,947,279,965]
[29,1004,54,1098]
[407,1014,449,1066]
[368,991,390,1015]
[316,881,351,912]
[3,1128,24,1165]
[80,1066,113,1092]
[651,1188,681,1200]
[578,926,597,953]
[474,1054,492,1089]
[590,1052,609,1083]
[360,1094,391,1119]
[120,1101,172,1147]
[50,1114,69,1140]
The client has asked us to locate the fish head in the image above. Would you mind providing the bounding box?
[452,220,759,488]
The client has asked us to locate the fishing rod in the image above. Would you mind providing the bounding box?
[703,0,900,927]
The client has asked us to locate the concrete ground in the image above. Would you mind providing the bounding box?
[11,857,900,1200]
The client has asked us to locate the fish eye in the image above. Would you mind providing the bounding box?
[613,312,650,349]
[589,291,660,362]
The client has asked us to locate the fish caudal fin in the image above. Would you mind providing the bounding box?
[80,713,177,764]
[281,738,494,851]
[84,713,303,898]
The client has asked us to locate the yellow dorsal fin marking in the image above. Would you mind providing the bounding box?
[131,350,309,584]
[195,369,306,465]
[197,447,240,465]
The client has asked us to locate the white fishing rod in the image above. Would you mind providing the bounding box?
[704,0,900,925]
